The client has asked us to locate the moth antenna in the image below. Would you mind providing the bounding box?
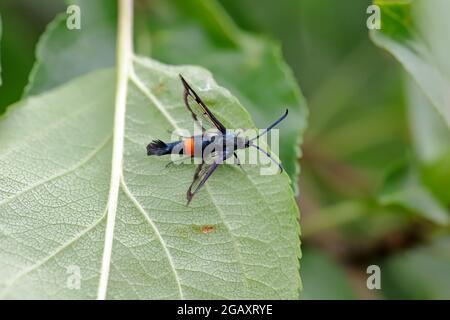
[250,109,288,142]
[250,144,284,173]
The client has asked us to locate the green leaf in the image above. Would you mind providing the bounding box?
[407,79,450,165]
[0,2,57,113]
[382,236,450,299]
[407,79,450,204]
[378,162,449,225]
[421,154,450,204]
[371,0,450,127]
[0,56,300,299]
[146,0,308,191]
[24,0,117,96]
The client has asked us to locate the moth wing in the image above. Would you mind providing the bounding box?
[186,162,219,205]
[180,74,227,134]
[186,149,233,204]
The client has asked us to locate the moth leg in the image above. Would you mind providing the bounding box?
[165,156,192,168]
[234,152,245,173]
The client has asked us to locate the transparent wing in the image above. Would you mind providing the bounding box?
[179,74,227,133]
[186,149,232,204]
[186,162,219,205]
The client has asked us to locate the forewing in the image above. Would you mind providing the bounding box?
[180,74,227,133]
[186,162,219,205]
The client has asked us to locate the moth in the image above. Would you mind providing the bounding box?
[147,75,288,205]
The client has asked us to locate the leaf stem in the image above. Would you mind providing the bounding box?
[97,0,133,300]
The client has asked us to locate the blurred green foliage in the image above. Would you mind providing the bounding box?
[24,0,117,96]
[0,0,449,299]
[220,0,449,299]
[382,236,450,299]
[0,15,3,86]
[0,1,63,112]
[301,248,357,299]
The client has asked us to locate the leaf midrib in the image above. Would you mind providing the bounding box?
[97,0,133,299]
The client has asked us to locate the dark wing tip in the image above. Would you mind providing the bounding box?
[279,162,285,174]
[179,74,187,84]
[179,74,191,91]
[285,108,289,116]
[186,191,193,206]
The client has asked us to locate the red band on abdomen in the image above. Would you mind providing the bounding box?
[183,138,195,156]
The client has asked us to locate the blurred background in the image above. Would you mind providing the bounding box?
[1,0,449,299]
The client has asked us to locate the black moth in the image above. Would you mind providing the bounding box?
[147,75,288,205]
